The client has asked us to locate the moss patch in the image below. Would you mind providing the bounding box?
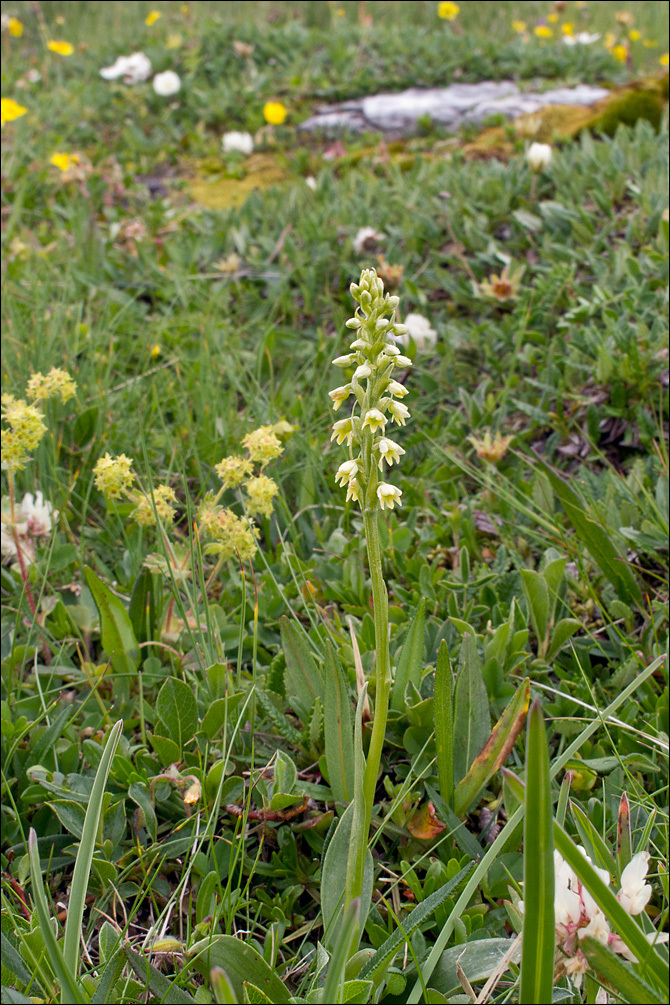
[189,153,289,209]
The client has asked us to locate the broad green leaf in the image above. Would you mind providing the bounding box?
[321,899,361,1004]
[553,825,668,992]
[434,640,454,807]
[280,617,323,720]
[89,950,125,1004]
[520,701,554,1005]
[452,634,490,785]
[453,678,530,818]
[323,642,355,804]
[211,967,238,1004]
[201,694,245,740]
[359,865,474,989]
[128,781,157,843]
[150,732,181,765]
[187,936,290,1004]
[541,556,567,624]
[0,932,32,985]
[84,567,139,706]
[242,982,271,1004]
[546,618,581,661]
[156,676,198,755]
[322,806,373,951]
[390,598,425,711]
[580,937,666,1005]
[423,937,520,996]
[519,569,549,652]
[49,799,85,839]
[123,943,195,1003]
[536,460,642,605]
[0,989,35,1004]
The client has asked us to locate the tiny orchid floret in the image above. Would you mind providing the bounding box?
[329,269,410,513]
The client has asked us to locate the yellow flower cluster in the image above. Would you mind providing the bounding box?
[26,367,77,403]
[198,496,259,561]
[1,395,47,472]
[241,426,283,468]
[214,455,254,489]
[437,2,459,20]
[133,485,178,526]
[93,453,134,500]
[245,474,279,519]
[468,430,513,463]
[7,17,23,37]
[1,98,27,126]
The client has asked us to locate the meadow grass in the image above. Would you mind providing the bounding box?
[1,2,668,1003]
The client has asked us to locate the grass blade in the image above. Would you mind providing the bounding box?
[434,639,454,807]
[321,899,361,1004]
[62,719,123,987]
[519,699,555,1004]
[580,937,667,1005]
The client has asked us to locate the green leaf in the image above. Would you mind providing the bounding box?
[580,937,666,1005]
[187,936,290,1004]
[453,678,530,819]
[424,784,484,861]
[72,406,98,448]
[89,950,125,1004]
[570,800,618,877]
[519,700,554,1005]
[553,825,669,992]
[84,567,139,707]
[211,967,238,1004]
[519,570,549,653]
[150,732,181,765]
[0,932,33,986]
[535,459,642,605]
[321,899,361,1004]
[390,599,426,711]
[546,618,581,661]
[359,865,474,989]
[128,568,157,645]
[156,677,198,756]
[322,803,373,951]
[201,694,246,740]
[428,938,521,996]
[434,640,454,808]
[323,641,355,804]
[452,634,490,785]
[0,989,35,1004]
[128,781,157,843]
[123,943,196,1003]
[49,799,85,839]
[242,982,271,1004]
[280,617,323,721]
[27,829,86,1004]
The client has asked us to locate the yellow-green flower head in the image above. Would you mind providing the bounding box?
[93,452,134,500]
[329,385,353,411]
[377,436,405,469]
[197,499,258,561]
[331,417,356,446]
[132,485,178,526]
[335,459,359,487]
[1,429,28,472]
[215,455,254,489]
[1,395,47,455]
[241,426,283,468]
[245,474,279,519]
[26,367,77,403]
[377,483,402,510]
[362,408,387,432]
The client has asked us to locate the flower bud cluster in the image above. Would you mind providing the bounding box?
[2,369,77,473]
[330,268,411,511]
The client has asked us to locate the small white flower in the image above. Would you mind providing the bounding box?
[349,338,367,350]
[394,312,437,351]
[377,482,402,510]
[332,354,357,368]
[345,478,360,502]
[222,131,254,156]
[362,408,386,432]
[526,142,553,173]
[100,52,153,84]
[386,399,410,426]
[382,344,400,356]
[377,437,405,469]
[305,175,317,191]
[331,417,354,445]
[387,379,409,398]
[578,910,611,945]
[25,69,42,84]
[353,363,372,380]
[353,227,385,254]
[564,954,589,989]
[20,491,57,536]
[617,852,652,916]
[153,70,181,96]
[394,354,412,368]
[329,385,352,411]
[334,459,359,487]
[563,31,601,46]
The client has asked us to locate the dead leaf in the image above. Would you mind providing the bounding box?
[407,801,446,840]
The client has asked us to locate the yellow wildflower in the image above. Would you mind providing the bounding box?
[145,11,162,26]
[263,101,287,125]
[241,427,283,468]
[562,23,574,36]
[1,98,28,126]
[547,13,559,23]
[26,368,77,403]
[478,263,524,303]
[47,40,74,56]
[93,453,134,500]
[612,44,628,62]
[534,25,553,39]
[132,485,178,526]
[661,53,670,66]
[8,17,23,37]
[628,30,641,41]
[512,20,526,34]
[49,152,80,172]
[215,455,254,489]
[245,474,279,519]
[437,2,460,20]
[150,344,161,359]
[468,430,513,463]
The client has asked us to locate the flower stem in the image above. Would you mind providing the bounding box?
[7,471,37,616]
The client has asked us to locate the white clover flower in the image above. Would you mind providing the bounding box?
[222,131,254,156]
[335,459,359,487]
[394,312,437,352]
[563,31,601,46]
[377,437,405,469]
[20,491,57,536]
[100,52,153,84]
[353,227,385,254]
[153,70,181,96]
[362,409,386,432]
[329,385,352,411]
[617,852,652,916]
[578,910,610,946]
[386,399,410,425]
[387,379,409,398]
[331,417,354,445]
[377,483,402,510]
[526,142,553,173]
